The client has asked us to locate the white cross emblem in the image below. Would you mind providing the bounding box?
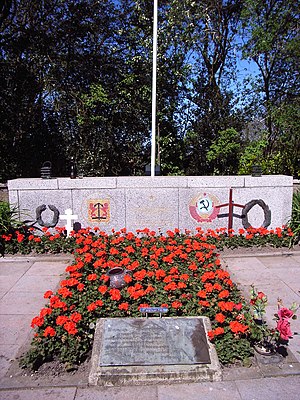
[60,209,78,236]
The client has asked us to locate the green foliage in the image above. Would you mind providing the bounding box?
[0,0,299,179]
[207,128,241,175]
[288,190,300,245]
[0,202,22,235]
[238,136,268,175]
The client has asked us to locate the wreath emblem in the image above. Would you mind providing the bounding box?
[35,204,60,228]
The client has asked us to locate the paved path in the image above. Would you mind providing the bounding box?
[0,250,300,400]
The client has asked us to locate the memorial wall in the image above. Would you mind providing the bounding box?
[8,175,293,233]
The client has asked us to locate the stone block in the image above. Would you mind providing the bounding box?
[125,188,179,233]
[188,176,245,188]
[244,175,293,188]
[89,316,222,386]
[58,177,117,189]
[16,189,72,228]
[117,176,188,188]
[8,178,59,190]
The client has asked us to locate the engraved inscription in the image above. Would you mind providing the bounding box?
[99,318,211,366]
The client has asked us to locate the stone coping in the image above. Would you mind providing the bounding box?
[7,175,293,190]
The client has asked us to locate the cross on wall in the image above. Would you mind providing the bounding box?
[59,209,78,236]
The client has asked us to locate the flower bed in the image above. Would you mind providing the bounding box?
[1,225,295,369]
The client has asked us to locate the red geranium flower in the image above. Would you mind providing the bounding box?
[109,288,121,301]
[118,302,129,311]
[31,316,44,328]
[56,315,69,326]
[172,301,182,309]
[64,321,78,335]
[43,326,56,337]
[215,313,226,324]
[44,290,53,299]
[70,312,82,323]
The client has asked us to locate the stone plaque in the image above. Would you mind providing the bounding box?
[99,317,210,366]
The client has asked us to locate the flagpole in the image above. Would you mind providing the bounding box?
[151,0,158,177]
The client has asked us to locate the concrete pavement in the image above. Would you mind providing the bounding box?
[0,249,300,399]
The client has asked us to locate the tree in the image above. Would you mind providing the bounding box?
[239,0,300,176]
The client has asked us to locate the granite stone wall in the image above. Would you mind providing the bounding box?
[8,175,293,233]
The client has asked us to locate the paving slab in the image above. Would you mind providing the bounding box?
[25,261,69,276]
[0,314,33,345]
[10,274,63,293]
[0,345,20,380]
[76,385,158,400]
[222,257,266,271]
[0,275,23,292]
[0,291,49,315]
[0,387,77,400]
[257,255,300,269]
[235,376,300,400]
[0,261,32,276]
[157,381,242,400]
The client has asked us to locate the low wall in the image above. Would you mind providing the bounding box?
[8,175,293,233]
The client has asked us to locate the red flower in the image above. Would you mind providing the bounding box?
[87,303,97,311]
[214,327,225,336]
[208,330,215,340]
[218,290,230,299]
[43,326,56,337]
[188,262,197,271]
[77,283,85,291]
[57,287,73,298]
[87,273,98,281]
[213,283,222,291]
[229,321,248,334]
[31,316,44,328]
[235,303,243,311]
[110,247,119,255]
[56,315,69,326]
[218,301,235,312]
[40,308,52,317]
[16,233,24,243]
[197,290,207,299]
[98,285,108,294]
[277,319,292,340]
[215,313,226,324]
[133,269,147,281]
[171,301,182,309]
[64,321,78,335]
[118,302,129,311]
[70,312,82,323]
[155,269,166,280]
[201,271,215,283]
[180,274,189,281]
[277,307,294,320]
[44,290,53,299]
[109,288,121,301]
[164,282,177,291]
[198,300,210,307]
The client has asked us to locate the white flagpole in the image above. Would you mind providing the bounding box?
[151,0,158,177]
